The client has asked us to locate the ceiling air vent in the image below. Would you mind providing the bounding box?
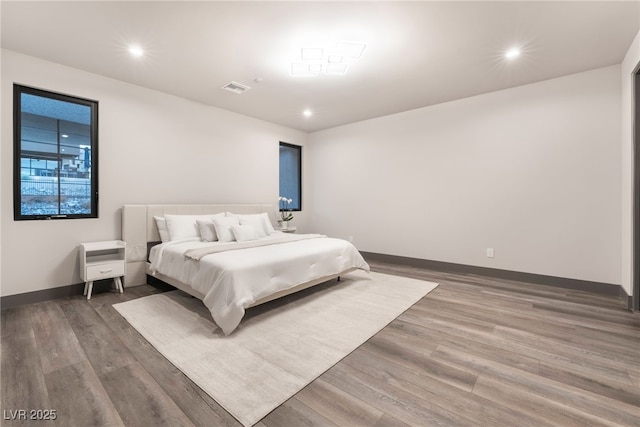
[221,81,251,94]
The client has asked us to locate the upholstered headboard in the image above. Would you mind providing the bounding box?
[122,204,274,286]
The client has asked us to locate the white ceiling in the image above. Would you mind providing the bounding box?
[2,1,639,132]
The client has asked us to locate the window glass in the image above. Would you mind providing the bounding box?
[279,142,301,211]
[14,85,98,220]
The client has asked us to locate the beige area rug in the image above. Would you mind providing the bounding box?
[113,270,438,426]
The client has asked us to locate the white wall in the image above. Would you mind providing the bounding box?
[308,66,622,285]
[621,30,640,296]
[1,49,308,297]
[0,48,627,297]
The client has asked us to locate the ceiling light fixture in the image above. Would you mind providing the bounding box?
[291,63,318,77]
[128,45,144,57]
[334,41,366,59]
[303,109,313,118]
[291,41,366,77]
[301,48,323,61]
[505,48,521,59]
[326,63,348,75]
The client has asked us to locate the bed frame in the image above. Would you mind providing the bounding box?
[121,204,350,307]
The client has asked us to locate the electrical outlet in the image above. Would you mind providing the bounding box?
[486,248,495,258]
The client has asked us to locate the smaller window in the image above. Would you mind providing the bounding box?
[14,85,99,220]
[279,142,301,211]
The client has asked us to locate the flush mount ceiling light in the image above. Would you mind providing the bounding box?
[291,63,319,77]
[301,47,323,61]
[325,63,348,75]
[303,109,313,118]
[308,64,323,73]
[291,41,366,77]
[334,41,366,59]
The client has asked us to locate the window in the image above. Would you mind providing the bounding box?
[279,142,301,211]
[14,85,98,220]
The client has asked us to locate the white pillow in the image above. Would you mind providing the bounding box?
[231,225,260,242]
[196,213,226,242]
[164,214,213,241]
[237,217,267,238]
[196,219,216,242]
[229,212,274,235]
[153,216,170,243]
[212,216,240,243]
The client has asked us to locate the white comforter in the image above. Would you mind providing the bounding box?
[149,232,370,334]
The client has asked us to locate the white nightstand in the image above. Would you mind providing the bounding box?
[80,240,126,300]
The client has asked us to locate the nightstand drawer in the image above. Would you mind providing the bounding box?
[86,262,125,281]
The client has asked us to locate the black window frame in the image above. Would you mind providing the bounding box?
[279,141,302,212]
[13,84,99,220]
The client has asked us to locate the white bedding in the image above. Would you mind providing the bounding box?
[149,232,370,334]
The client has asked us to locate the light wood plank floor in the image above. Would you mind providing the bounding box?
[2,261,639,426]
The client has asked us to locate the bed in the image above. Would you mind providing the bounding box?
[122,204,370,334]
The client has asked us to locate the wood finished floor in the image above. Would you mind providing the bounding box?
[2,261,639,426]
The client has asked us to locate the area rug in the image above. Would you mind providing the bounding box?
[113,270,438,426]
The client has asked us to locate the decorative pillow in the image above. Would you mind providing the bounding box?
[153,216,170,243]
[212,216,241,243]
[196,213,226,242]
[231,225,260,242]
[229,212,274,235]
[164,214,214,241]
[196,219,217,242]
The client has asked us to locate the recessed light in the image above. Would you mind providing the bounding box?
[61,134,69,138]
[505,48,520,59]
[303,109,313,118]
[128,45,144,57]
